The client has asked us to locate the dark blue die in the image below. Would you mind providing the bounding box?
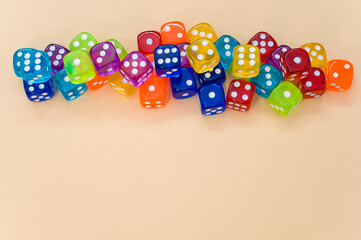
[170,67,198,99]
[197,63,226,86]
[54,69,87,101]
[250,64,283,98]
[215,35,240,70]
[198,83,226,116]
[23,77,55,102]
[154,44,182,78]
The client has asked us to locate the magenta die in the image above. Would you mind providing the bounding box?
[176,43,191,67]
[44,44,70,75]
[265,45,292,72]
[119,51,153,87]
[90,42,120,76]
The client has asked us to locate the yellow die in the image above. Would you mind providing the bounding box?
[187,22,218,43]
[300,43,327,71]
[231,45,261,78]
[108,72,137,96]
[186,38,220,73]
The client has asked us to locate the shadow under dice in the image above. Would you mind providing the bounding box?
[280,48,311,86]
[44,44,70,75]
[215,35,240,70]
[69,32,98,52]
[154,45,182,78]
[326,60,353,92]
[107,39,128,61]
[160,21,188,45]
[226,80,255,112]
[90,42,120,76]
[231,45,261,78]
[250,64,283,98]
[186,39,220,73]
[170,67,198,99]
[63,50,96,84]
[301,43,327,71]
[265,45,291,72]
[23,77,55,102]
[139,75,168,108]
[197,63,226,86]
[198,83,226,116]
[268,81,303,116]
[109,72,137,96]
[54,69,87,101]
[137,31,161,55]
[188,22,218,43]
[300,67,325,98]
[248,32,278,63]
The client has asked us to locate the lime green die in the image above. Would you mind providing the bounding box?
[106,39,128,61]
[69,32,98,52]
[63,50,96,84]
[268,81,303,116]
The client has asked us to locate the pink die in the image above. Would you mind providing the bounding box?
[176,43,191,67]
[119,51,153,87]
[90,42,120,76]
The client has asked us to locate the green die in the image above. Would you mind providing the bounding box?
[106,39,128,61]
[63,50,96,84]
[69,32,98,52]
[268,81,303,116]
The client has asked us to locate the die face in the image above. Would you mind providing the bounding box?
[300,67,325,98]
[44,44,70,75]
[13,48,33,78]
[226,80,255,112]
[119,51,153,87]
[215,35,240,70]
[90,42,120,76]
[231,45,261,78]
[176,43,191,67]
[139,75,167,108]
[108,72,137,96]
[250,64,283,98]
[107,39,128,61]
[170,67,198,99]
[186,39,220,73]
[63,50,96,84]
[160,21,188,45]
[197,63,226,86]
[23,77,55,102]
[53,69,87,101]
[154,44,182,78]
[266,45,291,72]
[188,23,218,43]
[198,83,226,115]
[248,32,278,63]
[301,43,327,70]
[69,32,98,52]
[137,31,161,55]
[281,48,311,77]
[326,60,353,91]
[268,81,303,116]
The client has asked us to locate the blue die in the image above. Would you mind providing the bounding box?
[23,77,55,102]
[170,67,198,99]
[54,69,87,101]
[198,83,226,116]
[13,48,52,83]
[197,63,226,86]
[154,44,182,78]
[215,35,240,70]
[250,64,283,98]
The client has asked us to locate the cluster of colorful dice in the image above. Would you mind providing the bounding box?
[13,21,354,116]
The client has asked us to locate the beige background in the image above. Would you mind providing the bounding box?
[1,0,361,239]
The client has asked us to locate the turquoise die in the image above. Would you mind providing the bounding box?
[214,35,240,70]
[250,64,283,98]
[53,69,87,101]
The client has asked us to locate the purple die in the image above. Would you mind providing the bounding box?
[90,42,120,76]
[23,77,55,102]
[176,43,191,67]
[44,44,70,75]
[265,45,292,72]
[119,51,153,87]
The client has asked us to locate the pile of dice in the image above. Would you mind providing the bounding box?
[13,21,354,116]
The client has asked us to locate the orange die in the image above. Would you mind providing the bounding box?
[108,72,137,96]
[139,75,168,108]
[326,60,353,92]
[160,21,188,45]
[86,71,108,90]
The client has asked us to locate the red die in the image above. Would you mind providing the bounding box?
[160,21,188,45]
[248,32,278,63]
[226,79,255,112]
[300,68,326,98]
[137,31,161,55]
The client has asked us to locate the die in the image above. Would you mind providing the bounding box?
[300,43,327,71]
[139,75,168,108]
[109,72,137,96]
[44,44,70,75]
[119,51,153,87]
[188,22,218,43]
[86,72,109,91]
[137,31,161,55]
[186,38,220,73]
[265,45,291,72]
[248,32,278,63]
[107,39,128,61]
[215,35,240,70]
[154,44,182,78]
[326,60,353,92]
[231,45,261,78]
[13,48,52,83]
[23,77,55,102]
[89,42,120,76]
[250,64,283,98]
[160,21,188,45]
[197,63,226,86]
[268,81,303,116]
[280,48,311,86]
[198,83,226,116]
[69,32,98,52]
[63,50,96,84]
[170,67,198,99]
[53,69,87,101]
[176,43,191,67]
[300,67,326,98]
[226,80,255,112]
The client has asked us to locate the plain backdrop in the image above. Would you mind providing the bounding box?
[1,0,361,239]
